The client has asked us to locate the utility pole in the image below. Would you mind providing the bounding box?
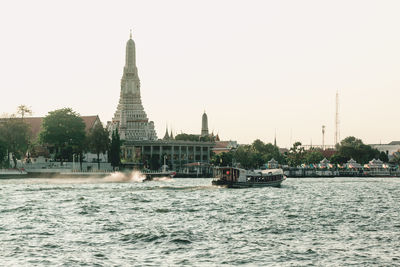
[335,91,340,145]
[322,125,326,150]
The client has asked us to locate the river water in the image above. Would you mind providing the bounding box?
[0,176,399,266]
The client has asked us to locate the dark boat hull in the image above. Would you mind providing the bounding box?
[212,177,285,188]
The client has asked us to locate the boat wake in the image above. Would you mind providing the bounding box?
[15,171,173,185]
[102,172,174,183]
[103,171,146,183]
[152,177,174,182]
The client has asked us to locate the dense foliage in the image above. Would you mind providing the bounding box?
[39,108,86,163]
[212,139,285,169]
[110,129,121,170]
[0,116,31,167]
[285,142,305,167]
[87,122,110,169]
[304,149,324,164]
[211,151,234,167]
[174,133,199,141]
[285,143,325,167]
[210,136,390,169]
[0,107,117,169]
[331,136,388,164]
[0,138,7,167]
[174,133,215,142]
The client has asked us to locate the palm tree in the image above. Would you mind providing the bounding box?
[17,105,32,119]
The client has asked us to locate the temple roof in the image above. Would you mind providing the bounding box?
[320,158,330,164]
[268,158,278,164]
[369,158,383,164]
[347,158,357,164]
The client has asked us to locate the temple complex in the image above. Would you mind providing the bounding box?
[108,33,215,172]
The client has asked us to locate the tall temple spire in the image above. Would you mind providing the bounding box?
[109,34,157,141]
[163,125,170,140]
[130,29,132,39]
[201,111,209,137]
[124,32,136,72]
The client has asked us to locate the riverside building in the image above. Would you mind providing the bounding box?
[108,33,214,171]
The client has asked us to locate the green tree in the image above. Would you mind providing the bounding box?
[87,123,110,170]
[211,151,234,166]
[329,153,347,164]
[175,133,200,142]
[39,108,86,164]
[199,135,214,142]
[252,139,266,153]
[213,139,286,169]
[286,142,306,167]
[0,138,7,167]
[251,140,286,164]
[110,129,121,170]
[334,136,383,164]
[378,151,389,163]
[234,145,263,169]
[304,149,324,164]
[0,116,31,168]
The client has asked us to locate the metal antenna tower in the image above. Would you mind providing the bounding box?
[322,125,326,150]
[335,91,340,145]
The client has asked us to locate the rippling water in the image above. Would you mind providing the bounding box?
[1,176,400,266]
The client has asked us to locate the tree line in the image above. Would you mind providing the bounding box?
[0,107,121,170]
[211,137,390,169]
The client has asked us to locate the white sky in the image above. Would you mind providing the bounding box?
[1,0,399,147]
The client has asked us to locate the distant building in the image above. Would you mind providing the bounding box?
[370,141,400,161]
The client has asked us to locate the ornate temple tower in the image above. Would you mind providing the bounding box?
[201,111,209,137]
[109,32,157,141]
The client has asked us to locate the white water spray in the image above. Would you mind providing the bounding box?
[103,170,146,183]
[152,177,174,182]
